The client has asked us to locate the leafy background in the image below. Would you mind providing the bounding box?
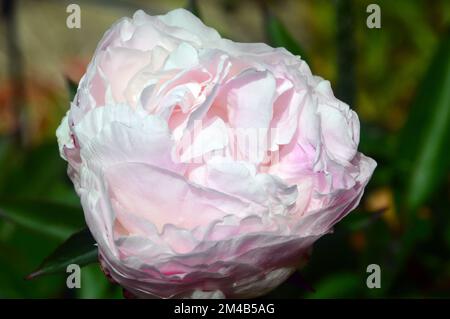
[0,0,449,298]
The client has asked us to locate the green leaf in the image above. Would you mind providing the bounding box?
[185,0,201,19]
[305,273,362,298]
[0,223,67,297]
[77,263,122,299]
[0,142,71,199]
[264,11,308,61]
[67,78,78,101]
[0,138,22,192]
[398,31,450,211]
[0,198,85,239]
[27,228,97,279]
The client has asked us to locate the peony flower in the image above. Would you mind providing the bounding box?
[56,8,376,299]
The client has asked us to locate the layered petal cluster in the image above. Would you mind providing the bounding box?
[56,9,376,298]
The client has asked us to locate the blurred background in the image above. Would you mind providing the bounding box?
[0,0,449,298]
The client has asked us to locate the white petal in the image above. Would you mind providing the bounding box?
[163,42,199,71]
